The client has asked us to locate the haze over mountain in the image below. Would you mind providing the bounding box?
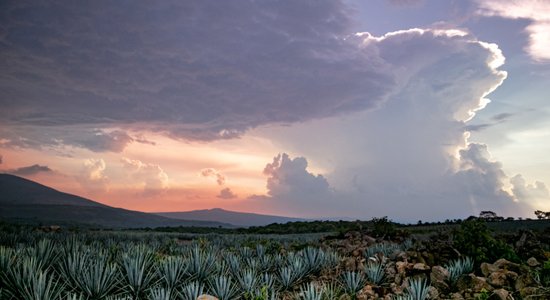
[0,174,230,228]
[156,208,307,227]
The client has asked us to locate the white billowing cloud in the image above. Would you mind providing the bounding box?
[80,158,109,191]
[475,0,550,62]
[251,28,539,220]
[121,157,169,195]
[217,187,237,199]
[200,168,226,186]
[251,153,334,216]
[511,174,550,204]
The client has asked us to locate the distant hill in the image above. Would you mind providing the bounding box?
[0,174,231,228]
[156,208,307,227]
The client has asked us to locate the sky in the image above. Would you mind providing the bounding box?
[1,0,549,222]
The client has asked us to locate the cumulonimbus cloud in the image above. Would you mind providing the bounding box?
[249,27,545,220]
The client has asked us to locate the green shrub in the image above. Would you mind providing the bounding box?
[452,219,519,266]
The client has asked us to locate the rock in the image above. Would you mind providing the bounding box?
[431,266,449,282]
[345,257,357,271]
[519,287,538,299]
[396,262,408,275]
[490,288,509,300]
[527,257,540,267]
[428,286,439,299]
[487,270,518,288]
[493,259,520,273]
[457,274,494,293]
[450,292,464,300]
[363,234,376,245]
[431,266,450,293]
[197,295,218,300]
[396,251,408,261]
[413,263,430,271]
[515,273,537,292]
[481,262,499,277]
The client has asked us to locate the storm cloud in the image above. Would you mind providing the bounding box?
[251,28,541,220]
[0,0,397,148]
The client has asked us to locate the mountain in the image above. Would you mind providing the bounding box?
[156,208,307,227]
[0,174,231,228]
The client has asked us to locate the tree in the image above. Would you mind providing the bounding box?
[479,211,504,222]
[535,210,550,220]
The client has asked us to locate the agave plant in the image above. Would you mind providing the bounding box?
[237,269,258,296]
[156,256,187,291]
[59,246,91,291]
[209,275,239,300]
[446,257,473,284]
[26,239,58,272]
[224,253,242,277]
[299,282,324,300]
[364,260,385,285]
[404,277,430,300]
[341,271,366,299]
[4,257,63,300]
[322,281,342,300]
[120,245,157,298]
[2,256,43,298]
[364,242,401,259]
[278,267,298,291]
[149,287,172,300]
[179,281,204,300]
[77,252,119,299]
[186,246,216,283]
[302,247,325,275]
[259,272,275,290]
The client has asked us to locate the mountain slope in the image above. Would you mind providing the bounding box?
[0,174,231,228]
[156,208,306,227]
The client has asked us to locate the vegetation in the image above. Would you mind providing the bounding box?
[452,219,519,266]
[1,215,550,299]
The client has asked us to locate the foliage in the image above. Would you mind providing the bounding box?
[452,219,519,266]
[446,257,473,284]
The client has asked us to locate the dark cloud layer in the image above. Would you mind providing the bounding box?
[9,164,52,176]
[0,0,396,149]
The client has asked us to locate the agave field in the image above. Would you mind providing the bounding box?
[0,230,425,300]
[1,219,550,300]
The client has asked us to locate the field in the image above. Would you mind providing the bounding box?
[1,219,550,300]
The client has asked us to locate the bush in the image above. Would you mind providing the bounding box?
[452,219,519,266]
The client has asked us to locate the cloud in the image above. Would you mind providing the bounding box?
[249,28,539,220]
[475,0,550,62]
[492,112,514,122]
[121,157,169,195]
[250,153,333,216]
[8,164,53,176]
[0,0,397,147]
[387,0,424,7]
[200,168,226,186]
[0,127,136,153]
[79,158,109,192]
[511,174,550,202]
[217,187,237,199]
